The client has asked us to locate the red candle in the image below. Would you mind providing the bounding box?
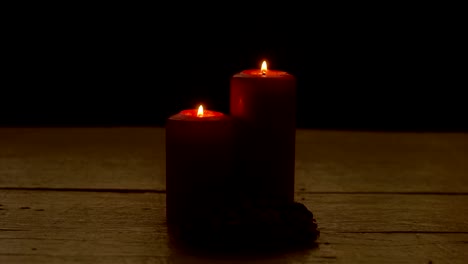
[165,105,233,225]
[230,61,296,205]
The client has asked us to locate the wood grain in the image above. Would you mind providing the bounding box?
[1,190,467,263]
[0,128,166,190]
[1,127,467,263]
[1,128,467,192]
[295,130,468,193]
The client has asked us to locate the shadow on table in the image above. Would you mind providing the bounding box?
[168,240,319,264]
[166,224,319,263]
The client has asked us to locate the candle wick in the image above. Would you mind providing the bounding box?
[261,70,266,75]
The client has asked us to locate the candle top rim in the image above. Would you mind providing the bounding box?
[234,69,295,79]
[168,109,227,121]
[180,109,223,117]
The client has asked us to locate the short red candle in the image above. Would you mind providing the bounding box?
[230,62,296,205]
[165,106,233,225]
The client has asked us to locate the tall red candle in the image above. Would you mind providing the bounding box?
[166,106,233,225]
[230,61,296,205]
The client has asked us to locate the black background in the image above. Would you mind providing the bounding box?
[1,5,465,131]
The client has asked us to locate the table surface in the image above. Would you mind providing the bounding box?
[0,127,467,264]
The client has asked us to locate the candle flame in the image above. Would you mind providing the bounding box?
[261,61,267,75]
[197,105,204,117]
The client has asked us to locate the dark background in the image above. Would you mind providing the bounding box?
[1,5,465,131]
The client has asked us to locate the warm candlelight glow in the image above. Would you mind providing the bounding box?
[261,61,267,75]
[197,105,204,117]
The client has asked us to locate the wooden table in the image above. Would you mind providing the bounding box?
[1,127,467,263]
